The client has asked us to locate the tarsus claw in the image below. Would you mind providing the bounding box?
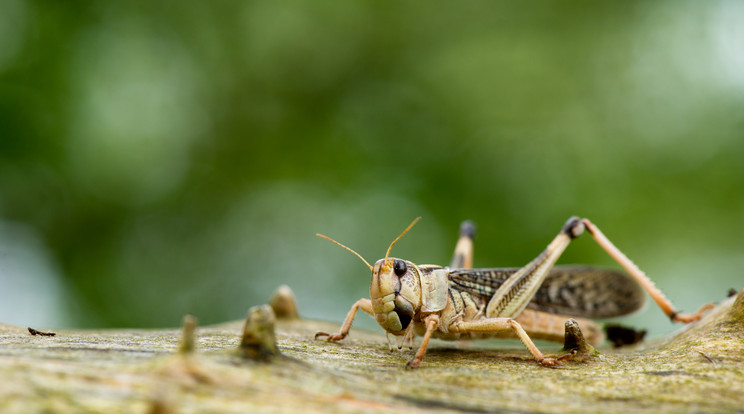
[314,331,346,342]
[672,303,715,323]
[557,349,578,361]
[540,349,577,367]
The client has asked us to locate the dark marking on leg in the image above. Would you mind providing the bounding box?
[459,220,476,239]
[561,216,585,239]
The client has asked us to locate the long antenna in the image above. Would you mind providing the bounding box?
[316,233,373,271]
[385,217,421,260]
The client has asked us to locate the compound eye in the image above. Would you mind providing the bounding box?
[393,259,407,277]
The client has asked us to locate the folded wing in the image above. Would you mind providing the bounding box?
[448,265,645,318]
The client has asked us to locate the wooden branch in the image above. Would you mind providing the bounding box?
[1,287,742,413]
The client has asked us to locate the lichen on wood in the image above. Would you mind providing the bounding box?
[0,287,742,413]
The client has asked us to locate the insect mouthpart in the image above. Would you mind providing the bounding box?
[394,307,413,330]
[393,296,415,331]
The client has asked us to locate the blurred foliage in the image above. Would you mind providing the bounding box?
[0,1,742,336]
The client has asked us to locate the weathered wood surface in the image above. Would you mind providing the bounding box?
[1,288,743,414]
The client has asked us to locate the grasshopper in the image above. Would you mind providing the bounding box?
[315,217,714,368]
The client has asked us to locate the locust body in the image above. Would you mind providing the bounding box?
[316,217,713,368]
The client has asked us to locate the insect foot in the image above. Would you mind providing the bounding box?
[314,331,346,342]
[405,358,422,370]
[238,305,281,361]
[538,349,578,367]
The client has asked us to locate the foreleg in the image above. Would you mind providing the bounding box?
[406,314,439,369]
[315,298,373,341]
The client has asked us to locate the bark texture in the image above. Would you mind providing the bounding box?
[1,288,742,413]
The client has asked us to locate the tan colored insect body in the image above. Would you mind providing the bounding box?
[316,217,713,368]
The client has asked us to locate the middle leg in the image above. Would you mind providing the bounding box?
[453,318,572,366]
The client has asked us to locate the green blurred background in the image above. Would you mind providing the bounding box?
[1,1,742,339]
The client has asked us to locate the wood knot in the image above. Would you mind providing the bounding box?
[239,305,281,361]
